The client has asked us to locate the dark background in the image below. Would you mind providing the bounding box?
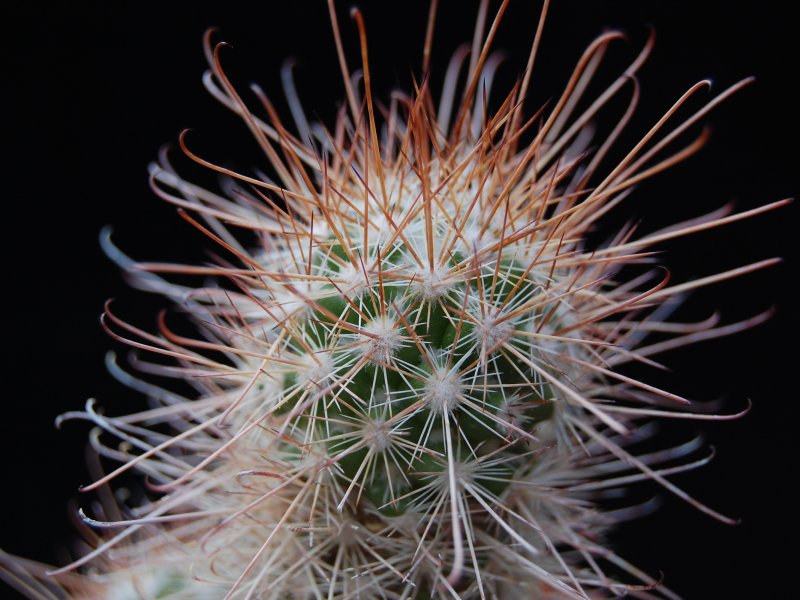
[3,0,797,597]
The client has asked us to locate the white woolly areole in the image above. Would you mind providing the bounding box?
[335,262,370,296]
[424,367,463,414]
[477,314,514,351]
[360,316,401,365]
[413,265,453,301]
[363,416,392,452]
[297,352,335,390]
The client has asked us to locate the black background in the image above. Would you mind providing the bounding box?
[3,1,797,597]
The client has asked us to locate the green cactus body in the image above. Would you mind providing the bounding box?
[287,238,557,520]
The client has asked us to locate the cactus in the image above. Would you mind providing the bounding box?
[0,2,787,599]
